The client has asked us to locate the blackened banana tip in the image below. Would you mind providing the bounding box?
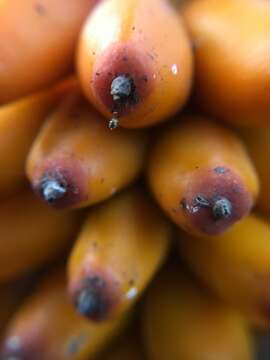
[76,288,104,319]
[41,179,67,203]
[110,75,133,102]
[212,197,232,220]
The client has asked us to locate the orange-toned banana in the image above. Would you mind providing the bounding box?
[77,0,193,129]
[0,77,75,197]
[143,263,254,360]
[147,116,258,236]
[182,0,270,127]
[1,267,126,360]
[0,186,81,282]
[26,92,148,209]
[239,128,270,215]
[68,187,172,322]
[178,214,270,328]
[0,0,99,104]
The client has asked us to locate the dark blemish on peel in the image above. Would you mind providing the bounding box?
[122,56,128,62]
[34,2,46,15]
[132,26,135,31]
[70,269,120,322]
[214,167,227,174]
[75,276,110,321]
[96,72,101,76]
[66,334,88,356]
[129,279,135,286]
[100,178,105,184]
[77,290,105,320]
[195,194,210,208]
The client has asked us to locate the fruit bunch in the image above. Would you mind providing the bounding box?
[0,0,270,359]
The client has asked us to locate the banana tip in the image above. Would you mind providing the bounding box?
[179,167,253,235]
[40,178,67,203]
[71,274,119,321]
[212,197,232,220]
[110,75,134,102]
[34,164,88,209]
[76,288,105,320]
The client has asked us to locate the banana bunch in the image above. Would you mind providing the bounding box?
[0,0,270,359]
